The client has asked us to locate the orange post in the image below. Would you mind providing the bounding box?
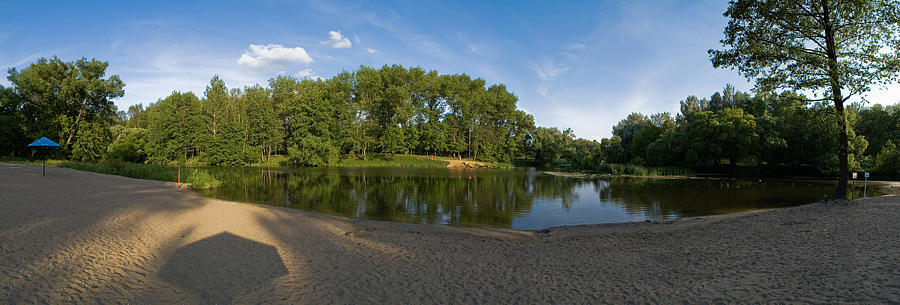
[177,162,181,189]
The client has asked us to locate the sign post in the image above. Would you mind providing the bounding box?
[851,172,858,200]
[864,172,869,198]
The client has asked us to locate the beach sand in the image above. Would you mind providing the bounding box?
[2,162,900,303]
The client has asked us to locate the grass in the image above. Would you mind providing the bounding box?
[1,158,222,190]
[335,154,448,168]
[248,155,291,167]
[63,159,181,182]
[594,163,695,177]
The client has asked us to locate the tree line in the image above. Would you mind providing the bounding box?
[2,57,898,179]
[529,84,900,179]
[2,59,535,166]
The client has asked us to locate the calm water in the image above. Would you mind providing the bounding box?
[194,167,879,230]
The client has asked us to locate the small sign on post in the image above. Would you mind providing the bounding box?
[864,172,869,198]
[852,172,857,200]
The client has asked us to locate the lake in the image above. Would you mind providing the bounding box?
[193,167,878,230]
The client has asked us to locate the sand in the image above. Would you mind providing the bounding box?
[2,162,900,304]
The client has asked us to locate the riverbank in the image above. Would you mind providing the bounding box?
[3,162,899,303]
[544,171,900,196]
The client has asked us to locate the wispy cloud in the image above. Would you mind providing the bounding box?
[565,42,586,50]
[526,58,571,81]
[237,44,313,73]
[458,32,480,53]
[366,48,378,53]
[323,31,352,49]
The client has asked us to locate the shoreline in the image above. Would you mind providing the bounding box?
[3,163,900,303]
[543,170,900,195]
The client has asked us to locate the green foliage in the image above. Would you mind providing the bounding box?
[106,127,148,163]
[3,57,124,160]
[127,65,532,166]
[57,160,176,182]
[335,154,447,168]
[144,91,203,163]
[185,169,221,189]
[709,0,900,196]
[594,163,695,177]
[70,120,112,162]
[55,160,221,189]
[874,140,900,178]
[529,127,575,166]
[600,136,625,164]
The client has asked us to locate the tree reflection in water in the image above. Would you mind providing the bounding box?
[196,167,854,229]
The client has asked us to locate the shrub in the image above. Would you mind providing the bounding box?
[185,169,221,189]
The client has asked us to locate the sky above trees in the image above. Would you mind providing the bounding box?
[1,0,898,140]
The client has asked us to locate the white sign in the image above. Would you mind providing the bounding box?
[852,172,858,179]
[865,172,870,178]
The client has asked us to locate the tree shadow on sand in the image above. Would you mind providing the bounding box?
[158,232,289,304]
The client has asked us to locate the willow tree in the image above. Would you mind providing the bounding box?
[709,0,900,199]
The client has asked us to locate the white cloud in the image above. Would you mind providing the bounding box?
[323,31,352,49]
[366,48,379,53]
[296,68,323,80]
[237,44,313,73]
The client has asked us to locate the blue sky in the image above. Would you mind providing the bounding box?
[2,0,898,140]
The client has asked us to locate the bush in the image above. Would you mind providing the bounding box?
[184,169,221,189]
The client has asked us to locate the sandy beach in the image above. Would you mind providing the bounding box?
[2,163,900,303]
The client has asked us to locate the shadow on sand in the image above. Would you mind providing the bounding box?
[158,232,288,304]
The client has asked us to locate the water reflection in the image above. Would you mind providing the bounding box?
[195,167,877,230]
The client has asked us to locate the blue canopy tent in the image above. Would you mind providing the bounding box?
[27,137,62,176]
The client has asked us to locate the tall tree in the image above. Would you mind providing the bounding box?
[244,85,280,163]
[709,0,900,198]
[7,57,124,159]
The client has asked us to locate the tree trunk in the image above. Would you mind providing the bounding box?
[833,101,849,199]
[824,2,848,199]
[66,103,87,145]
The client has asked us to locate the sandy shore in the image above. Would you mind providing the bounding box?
[2,163,900,303]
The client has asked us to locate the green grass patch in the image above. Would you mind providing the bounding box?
[595,163,695,177]
[53,160,221,190]
[0,157,56,166]
[335,154,447,168]
[58,160,178,181]
[248,155,291,167]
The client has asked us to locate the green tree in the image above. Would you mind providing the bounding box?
[874,140,900,177]
[611,112,651,160]
[855,104,900,157]
[600,136,626,164]
[144,92,203,163]
[676,95,708,128]
[106,127,148,163]
[710,0,900,198]
[244,85,281,163]
[7,57,124,159]
[529,127,574,166]
[0,85,25,156]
